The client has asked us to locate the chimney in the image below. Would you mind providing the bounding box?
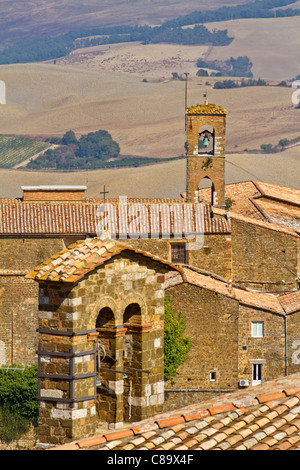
[22,185,87,201]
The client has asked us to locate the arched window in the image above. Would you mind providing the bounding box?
[96,307,115,329]
[198,176,217,206]
[198,125,215,155]
[124,303,141,325]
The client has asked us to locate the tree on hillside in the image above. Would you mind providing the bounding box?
[62,130,77,145]
[76,130,120,161]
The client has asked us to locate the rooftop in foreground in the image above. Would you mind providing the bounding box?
[49,373,300,450]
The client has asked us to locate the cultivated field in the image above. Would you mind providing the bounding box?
[0,146,299,199]
[0,136,49,168]
[0,62,298,158]
[205,16,300,81]
[0,5,299,197]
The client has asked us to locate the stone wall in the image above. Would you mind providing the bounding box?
[0,236,83,366]
[165,283,239,392]
[231,218,299,292]
[186,111,226,205]
[237,305,286,384]
[287,310,300,375]
[36,252,169,445]
[125,234,232,280]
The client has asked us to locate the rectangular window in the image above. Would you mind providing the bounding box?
[252,363,262,386]
[210,372,216,382]
[171,244,186,264]
[251,321,264,338]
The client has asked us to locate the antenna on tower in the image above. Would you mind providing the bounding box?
[184,72,189,131]
[203,90,208,105]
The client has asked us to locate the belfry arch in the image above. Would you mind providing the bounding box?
[198,176,217,206]
[198,124,215,155]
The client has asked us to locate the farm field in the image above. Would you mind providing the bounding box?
[0,63,298,159]
[0,147,299,199]
[0,3,299,197]
[0,136,49,168]
[204,16,300,81]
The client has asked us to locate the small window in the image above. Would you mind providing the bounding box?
[210,371,216,382]
[171,244,186,264]
[251,321,264,338]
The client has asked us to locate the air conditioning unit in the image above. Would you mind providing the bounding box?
[239,379,249,387]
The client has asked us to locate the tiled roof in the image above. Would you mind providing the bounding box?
[49,373,300,450]
[186,103,228,115]
[26,237,179,283]
[279,290,300,314]
[0,200,230,235]
[166,267,300,315]
[200,181,300,233]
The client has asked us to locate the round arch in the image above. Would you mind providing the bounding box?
[198,124,215,155]
[88,296,119,330]
[120,293,148,325]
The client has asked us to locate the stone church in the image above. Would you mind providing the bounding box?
[0,101,300,445]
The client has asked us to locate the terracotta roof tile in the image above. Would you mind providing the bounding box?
[178,266,288,315]
[49,373,300,451]
[0,199,230,235]
[200,181,300,233]
[26,237,179,283]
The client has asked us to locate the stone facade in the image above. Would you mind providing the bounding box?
[231,216,299,292]
[0,101,299,446]
[164,277,300,411]
[28,238,174,446]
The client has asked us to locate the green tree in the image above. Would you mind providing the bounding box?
[260,143,273,153]
[164,295,191,383]
[76,130,120,161]
[62,130,77,145]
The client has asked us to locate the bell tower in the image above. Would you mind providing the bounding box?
[186,101,227,207]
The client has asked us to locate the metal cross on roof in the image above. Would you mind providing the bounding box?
[100,185,109,204]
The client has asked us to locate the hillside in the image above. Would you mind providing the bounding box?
[0,147,299,199]
[0,0,251,45]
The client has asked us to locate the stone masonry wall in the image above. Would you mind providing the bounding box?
[124,235,232,280]
[237,305,286,384]
[186,112,226,205]
[36,252,169,445]
[287,311,300,376]
[0,236,84,366]
[231,218,298,292]
[165,283,239,392]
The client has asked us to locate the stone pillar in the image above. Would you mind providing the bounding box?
[96,326,127,429]
[124,322,164,422]
[36,280,99,447]
[37,329,98,446]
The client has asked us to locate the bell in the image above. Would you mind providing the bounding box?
[203,136,210,147]
[96,376,102,387]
